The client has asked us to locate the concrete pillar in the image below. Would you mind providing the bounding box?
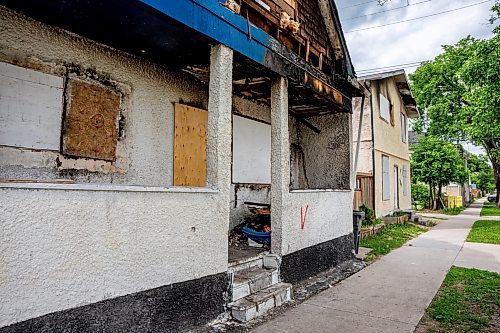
[206,44,233,193]
[206,44,233,263]
[270,77,289,254]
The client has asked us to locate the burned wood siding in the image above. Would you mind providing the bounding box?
[240,0,337,76]
[296,0,332,60]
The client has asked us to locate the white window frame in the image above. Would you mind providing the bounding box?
[382,155,390,201]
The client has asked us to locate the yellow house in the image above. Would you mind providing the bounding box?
[352,70,419,217]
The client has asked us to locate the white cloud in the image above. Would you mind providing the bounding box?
[336,0,495,74]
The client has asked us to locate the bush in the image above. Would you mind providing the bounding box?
[412,182,429,208]
[359,204,378,226]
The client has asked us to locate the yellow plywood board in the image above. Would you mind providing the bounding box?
[173,103,208,187]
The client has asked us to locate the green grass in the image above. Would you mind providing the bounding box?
[466,220,500,244]
[439,207,465,215]
[360,222,426,261]
[481,202,500,216]
[417,267,500,333]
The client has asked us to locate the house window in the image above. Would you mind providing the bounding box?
[63,79,121,161]
[379,94,390,122]
[0,62,64,151]
[401,112,407,143]
[173,103,208,187]
[402,164,408,196]
[382,155,390,201]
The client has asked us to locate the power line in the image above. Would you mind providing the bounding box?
[345,0,493,33]
[344,0,434,21]
[340,1,380,9]
[357,60,428,73]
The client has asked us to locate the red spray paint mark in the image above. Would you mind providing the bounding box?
[300,205,309,230]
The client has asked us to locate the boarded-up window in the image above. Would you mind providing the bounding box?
[63,80,120,161]
[0,62,64,150]
[401,112,407,143]
[173,103,208,187]
[379,94,390,122]
[382,155,390,201]
[232,115,271,184]
[402,164,408,196]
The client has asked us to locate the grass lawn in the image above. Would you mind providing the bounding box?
[416,266,500,333]
[360,222,426,262]
[481,202,500,217]
[466,220,500,244]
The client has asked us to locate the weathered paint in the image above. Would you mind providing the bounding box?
[0,62,64,150]
[140,0,270,67]
[352,77,413,217]
[0,6,207,185]
[0,8,234,328]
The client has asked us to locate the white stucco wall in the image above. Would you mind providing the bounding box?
[280,191,353,255]
[0,7,234,327]
[0,5,209,186]
[270,78,353,256]
[0,186,228,327]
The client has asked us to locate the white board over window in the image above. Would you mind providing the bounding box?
[0,62,64,150]
[232,115,271,184]
[382,155,390,201]
[379,94,390,122]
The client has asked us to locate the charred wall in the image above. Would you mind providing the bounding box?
[290,112,350,190]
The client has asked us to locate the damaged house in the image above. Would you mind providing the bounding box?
[352,70,419,217]
[0,0,361,331]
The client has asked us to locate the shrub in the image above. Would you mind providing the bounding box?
[359,204,377,226]
[412,182,429,208]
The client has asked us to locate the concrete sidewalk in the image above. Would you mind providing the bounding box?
[250,200,486,333]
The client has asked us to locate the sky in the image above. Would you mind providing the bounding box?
[335,0,496,156]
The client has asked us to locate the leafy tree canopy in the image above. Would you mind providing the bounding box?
[468,153,495,193]
[411,136,468,188]
[410,2,500,204]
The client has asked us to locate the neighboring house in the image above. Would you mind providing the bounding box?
[352,70,419,217]
[0,1,362,331]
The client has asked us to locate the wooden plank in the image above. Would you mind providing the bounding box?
[63,80,120,161]
[173,103,208,187]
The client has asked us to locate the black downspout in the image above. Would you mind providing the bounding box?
[370,82,377,214]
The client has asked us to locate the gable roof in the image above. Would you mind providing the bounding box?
[359,69,419,118]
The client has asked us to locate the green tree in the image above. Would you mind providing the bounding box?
[468,153,495,193]
[410,3,500,206]
[411,137,468,209]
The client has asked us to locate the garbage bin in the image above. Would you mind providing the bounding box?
[352,211,365,254]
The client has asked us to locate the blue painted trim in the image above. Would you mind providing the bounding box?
[139,0,272,66]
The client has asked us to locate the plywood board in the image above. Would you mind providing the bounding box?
[63,80,120,161]
[232,115,271,184]
[173,104,208,187]
[0,62,64,150]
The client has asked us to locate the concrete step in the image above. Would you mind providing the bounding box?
[232,266,279,301]
[229,282,293,323]
[229,256,264,274]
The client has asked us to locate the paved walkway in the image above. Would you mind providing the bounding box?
[250,199,491,333]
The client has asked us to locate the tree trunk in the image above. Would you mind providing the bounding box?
[432,184,438,210]
[483,139,500,207]
[493,161,500,207]
[437,184,443,210]
[428,182,433,209]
